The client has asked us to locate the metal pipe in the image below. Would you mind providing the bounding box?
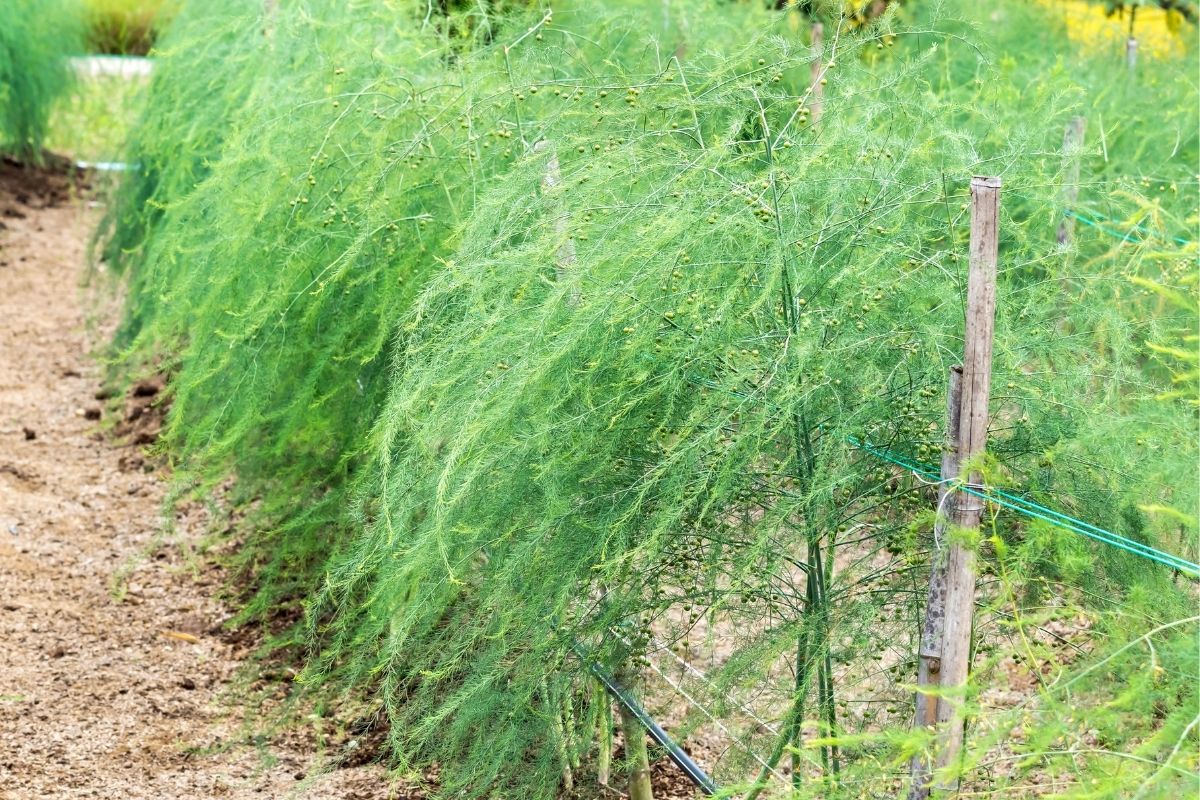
[570,640,719,795]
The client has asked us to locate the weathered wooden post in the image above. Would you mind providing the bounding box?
[909,367,962,797]
[1126,37,1138,71]
[937,174,1000,780]
[537,139,619,795]
[263,0,278,37]
[909,176,1000,798]
[1056,116,1087,247]
[809,23,825,126]
[534,139,580,303]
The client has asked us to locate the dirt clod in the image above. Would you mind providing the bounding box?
[132,376,165,397]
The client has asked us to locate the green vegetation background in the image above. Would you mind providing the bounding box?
[4,0,1197,797]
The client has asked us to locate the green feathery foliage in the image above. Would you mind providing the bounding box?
[0,0,83,160]
[101,0,1197,797]
[98,0,265,278]
[103,0,668,626]
[305,3,1196,798]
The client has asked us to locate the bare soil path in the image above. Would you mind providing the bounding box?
[0,161,391,800]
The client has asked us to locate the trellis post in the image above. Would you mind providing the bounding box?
[909,366,962,798]
[910,176,1000,798]
[1126,37,1138,71]
[535,139,580,303]
[809,23,825,126]
[263,0,278,37]
[538,139,617,796]
[1056,116,1087,247]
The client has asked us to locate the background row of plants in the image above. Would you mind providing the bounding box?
[0,0,177,161]
[11,0,1196,797]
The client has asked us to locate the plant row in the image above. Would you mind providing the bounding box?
[100,1,1197,797]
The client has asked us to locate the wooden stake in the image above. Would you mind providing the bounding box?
[534,139,589,795]
[938,174,999,772]
[1056,116,1087,247]
[1126,37,1138,71]
[909,176,1000,797]
[909,366,963,799]
[534,140,580,303]
[809,23,824,126]
[263,0,278,37]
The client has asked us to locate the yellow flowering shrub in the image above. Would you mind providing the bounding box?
[1036,0,1191,59]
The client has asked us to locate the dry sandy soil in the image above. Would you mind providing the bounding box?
[0,159,395,800]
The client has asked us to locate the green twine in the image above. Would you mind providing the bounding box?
[1065,209,1193,247]
[685,374,1198,576]
[847,436,1200,579]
